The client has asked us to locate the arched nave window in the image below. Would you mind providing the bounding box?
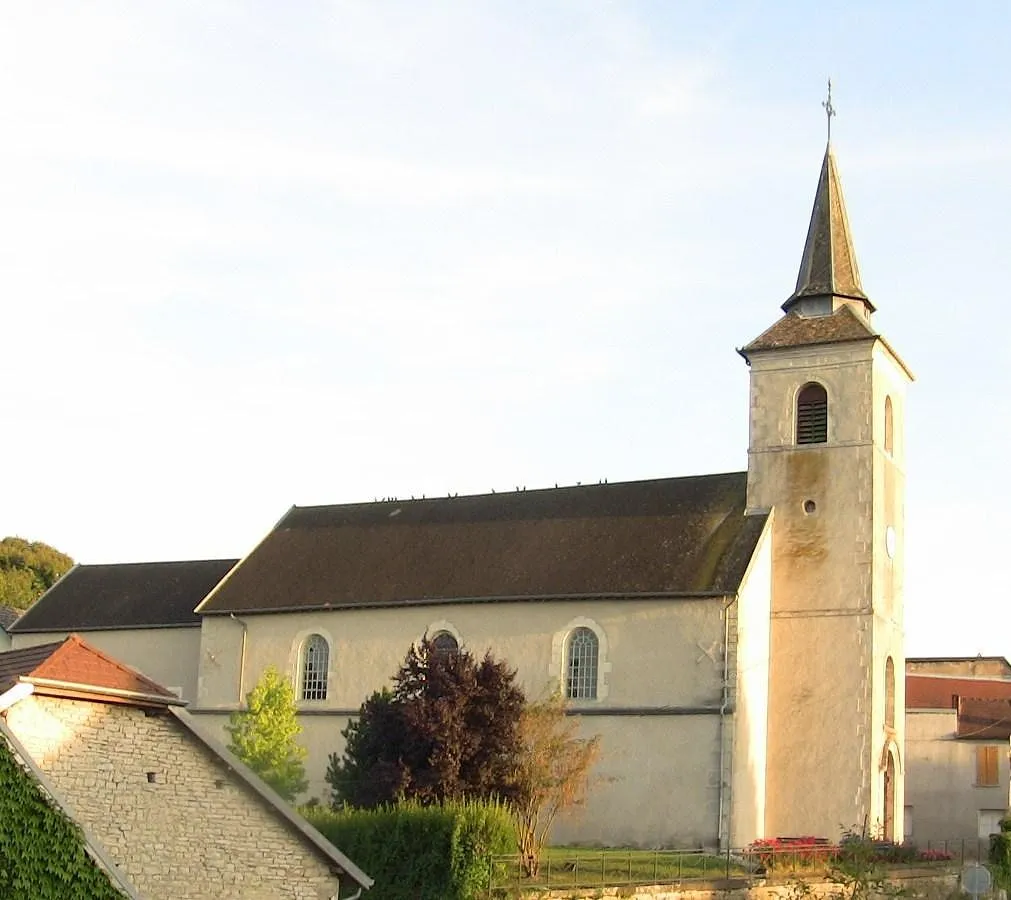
[431,630,460,656]
[885,657,896,730]
[884,395,894,455]
[300,634,330,701]
[566,627,599,700]
[796,382,828,445]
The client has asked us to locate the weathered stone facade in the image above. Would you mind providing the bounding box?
[5,694,342,900]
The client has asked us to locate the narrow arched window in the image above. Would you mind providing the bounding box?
[884,396,894,455]
[301,634,329,701]
[431,631,459,656]
[566,627,599,700]
[885,657,895,729]
[796,383,828,445]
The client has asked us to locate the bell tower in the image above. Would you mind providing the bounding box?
[740,138,913,840]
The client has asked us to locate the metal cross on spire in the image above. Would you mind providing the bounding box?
[822,78,836,143]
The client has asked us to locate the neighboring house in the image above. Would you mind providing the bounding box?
[0,604,19,651]
[908,657,1011,680]
[187,142,912,848]
[0,635,372,899]
[8,559,237,703]
[905,667,1011,848]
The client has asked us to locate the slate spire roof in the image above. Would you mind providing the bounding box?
[783,143,874,314]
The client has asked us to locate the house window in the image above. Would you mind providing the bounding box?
[903,806,913,840]
[300,634,329,701]
[975,745,999,786]
[566,627,599,700]
[884,396,894,455]
[884,657,895,729]
[431,631,459,656]
[979,809,1006,839]
[796,383,828,445]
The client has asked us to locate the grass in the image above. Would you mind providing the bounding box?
[490,847,748,891]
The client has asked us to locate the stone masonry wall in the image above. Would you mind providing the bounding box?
[6,695,340,900]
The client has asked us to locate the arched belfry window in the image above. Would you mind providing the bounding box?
[884,396,894,455]
[431,631,459,656]
[566,627,599,700]
[796,383,828,445]
[885,657,896,730]
[300,634,329,701]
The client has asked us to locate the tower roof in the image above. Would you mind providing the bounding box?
[783,144,874,314]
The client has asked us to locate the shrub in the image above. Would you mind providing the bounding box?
[989,815,1011,890]
[304,798,514,900]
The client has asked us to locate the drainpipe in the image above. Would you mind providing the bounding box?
[230,613,248,705]
[717,598,735,850]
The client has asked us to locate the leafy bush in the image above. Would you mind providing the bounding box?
[304,798,514,900]
[226,666,308,801]
[0,740,125,899]
[327,640,524,808]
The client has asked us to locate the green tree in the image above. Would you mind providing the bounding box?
[511,691,601,877]
[327,639,525,808]
[225,666,308,802]
[0,537,74,611]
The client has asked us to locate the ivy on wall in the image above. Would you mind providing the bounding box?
[0,738,127,899]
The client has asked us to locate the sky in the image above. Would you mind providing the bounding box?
[1,2,1009,657]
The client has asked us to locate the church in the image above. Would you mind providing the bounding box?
[9,140,911,849]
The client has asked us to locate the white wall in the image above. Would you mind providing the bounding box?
[731,513,772,846]
[196,596,740,847]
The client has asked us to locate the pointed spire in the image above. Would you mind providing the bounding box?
[783,144,875,315]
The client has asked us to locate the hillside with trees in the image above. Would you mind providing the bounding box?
[0,537,74,611]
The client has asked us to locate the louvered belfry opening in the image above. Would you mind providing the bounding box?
[796,383,828,444]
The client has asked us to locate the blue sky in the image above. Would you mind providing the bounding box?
[1,2,1008,656]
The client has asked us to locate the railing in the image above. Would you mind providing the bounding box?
[485,841,969,896]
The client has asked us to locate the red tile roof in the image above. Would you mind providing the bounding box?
[906,674,1011,709]
[957,698,1011,740]
[0,635,180,705]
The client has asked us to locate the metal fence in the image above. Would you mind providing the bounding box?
[486,841,976,896]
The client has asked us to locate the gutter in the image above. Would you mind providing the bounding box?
[201,590,733,617]
[717,597,735,850]
[20,677,187,707]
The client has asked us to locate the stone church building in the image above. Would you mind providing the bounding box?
[10,142,911,850]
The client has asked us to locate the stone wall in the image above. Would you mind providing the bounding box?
[6,695,341,900]
[524,870,959,900]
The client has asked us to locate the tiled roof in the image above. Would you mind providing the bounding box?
[0,605,20,630]
[0,635,180,703]
[956,697,1011,740]
[906,674,1011,709]
[0,642,65,693]
[11,559,237,633]
[198,472,769,614]
[740,305,877,355]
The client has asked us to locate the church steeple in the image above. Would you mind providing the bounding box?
[782,143,875,317]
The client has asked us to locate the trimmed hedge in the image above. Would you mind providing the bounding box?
[0,739,126,899]
[304,798,514,900]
